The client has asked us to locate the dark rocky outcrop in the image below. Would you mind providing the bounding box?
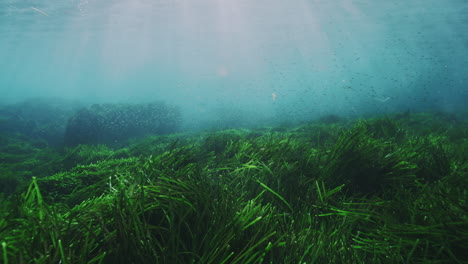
[64,102,181,146]
[0,98,84,146]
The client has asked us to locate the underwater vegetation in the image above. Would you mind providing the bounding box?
[0,110,467,263]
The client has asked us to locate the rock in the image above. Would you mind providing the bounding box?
[64,102,181,146]
[0,98,84,146]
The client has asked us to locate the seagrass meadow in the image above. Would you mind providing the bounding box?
[0,111,467,264]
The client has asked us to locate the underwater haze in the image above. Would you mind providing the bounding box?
[1,0,467,127]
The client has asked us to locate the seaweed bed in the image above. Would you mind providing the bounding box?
[0,112,467,263]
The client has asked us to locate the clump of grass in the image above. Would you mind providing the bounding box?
[321,121,418,195]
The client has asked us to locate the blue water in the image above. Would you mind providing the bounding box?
[0,0,467,126]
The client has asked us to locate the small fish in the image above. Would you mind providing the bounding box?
[272,93,277,101]
[30,7,49,17]
[374,97,392,102]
